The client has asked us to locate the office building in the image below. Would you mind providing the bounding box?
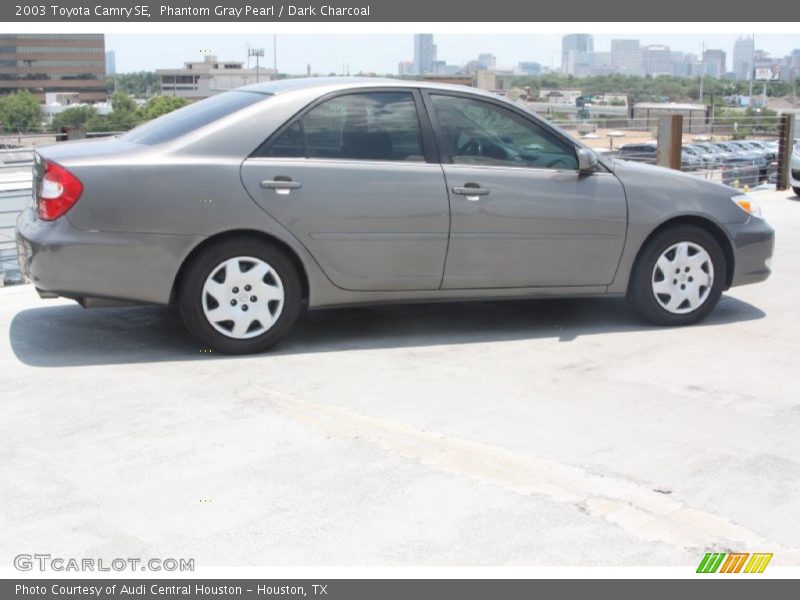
[0,33,107,102]
[477,53,496,71]
[397,61,415,76]
[702,48,726,77]
[413,34,437,75]
[733,37,754,81]
[155,54,276,99]
[105,50,116,76]
[518,61,542,75]
[611,39,643,74]
[643,45,672,76]
[561,34,593,70]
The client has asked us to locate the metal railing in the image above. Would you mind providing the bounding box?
[0,148,33,285]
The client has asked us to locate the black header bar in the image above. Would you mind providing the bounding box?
[2,0,794,22]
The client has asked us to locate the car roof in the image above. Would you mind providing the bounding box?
[237,76,502,99]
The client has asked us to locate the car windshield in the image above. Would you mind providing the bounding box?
[123,90,268,145]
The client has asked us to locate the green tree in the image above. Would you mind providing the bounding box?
[143,95,189,120]
[110,91,137,114]
[0,90,43,132]
[107,71,159,97]
[51,105,96,131]
[81,92,142,133]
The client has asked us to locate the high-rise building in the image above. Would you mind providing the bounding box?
[477,53,496,71]
[413,34,437,75]
[518,61,542,75]
[105,50,116,76]
[702,49,726,77]
[565,51,593,76]
[566,51,612,77]
[397,61,415,76]
[643,44,672,76]
[0,34,107,101]
[561,34,593,70]
[733,36,754,81]
[611,39,643,74]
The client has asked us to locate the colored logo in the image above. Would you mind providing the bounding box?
[696,552,773,573]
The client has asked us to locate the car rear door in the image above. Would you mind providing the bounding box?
[240,89,449,291]
[424,91,627,289]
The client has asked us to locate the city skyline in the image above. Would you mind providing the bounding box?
[106,33,800,76]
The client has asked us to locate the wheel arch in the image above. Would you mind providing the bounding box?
[631,215,735,291]
[170,229,310,306]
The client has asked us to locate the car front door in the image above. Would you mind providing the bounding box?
[425,92,628,289]
[240,90,449,291]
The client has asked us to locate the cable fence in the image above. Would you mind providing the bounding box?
[550,114,787,190]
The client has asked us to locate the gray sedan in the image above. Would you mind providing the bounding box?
[16,78,774,353]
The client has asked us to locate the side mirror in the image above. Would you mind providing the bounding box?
[577,148,598,174]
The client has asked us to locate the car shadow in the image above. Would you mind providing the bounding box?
[8,294,766,368]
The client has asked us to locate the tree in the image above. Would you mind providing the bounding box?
[82,91,141,133]
[143,95,189,120]
[51,105,96,131]
[110,91,137,114]
[0,90,43,132]
[107,71,159,97]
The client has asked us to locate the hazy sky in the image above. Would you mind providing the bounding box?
[107,34,800,75]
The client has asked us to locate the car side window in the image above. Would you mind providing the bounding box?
[429,94,578,170]
[260,121,304,158]
[259,92,425,162]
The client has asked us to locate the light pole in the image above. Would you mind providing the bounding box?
[248,48,264,83]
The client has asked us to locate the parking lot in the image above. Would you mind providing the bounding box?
[1,188,799,568]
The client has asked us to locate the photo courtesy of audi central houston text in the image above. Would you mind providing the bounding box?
[1,27,800,585]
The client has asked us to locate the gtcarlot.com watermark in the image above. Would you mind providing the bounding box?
[14,553,194,572]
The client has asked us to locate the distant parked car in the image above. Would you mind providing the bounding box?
[16,78,775,353]
[618,142,702,171]
[693,142,738,166]
[745,140,777,160]
[713,141,770,181]
[791,143,800,196]
[682,144,717,168]
[617,142,658,164]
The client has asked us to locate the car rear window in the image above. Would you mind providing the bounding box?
[122,90,268,145]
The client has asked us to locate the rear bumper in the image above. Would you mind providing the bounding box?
[727,216,775,287]
[16,208,202,305]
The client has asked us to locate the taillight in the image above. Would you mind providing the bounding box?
[37,160,83,221]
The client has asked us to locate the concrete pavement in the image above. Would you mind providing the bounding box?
[1,189,799,568]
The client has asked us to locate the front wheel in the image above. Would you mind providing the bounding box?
[628,225,726,326]
[793,186,800,197]
[178,238,303,354]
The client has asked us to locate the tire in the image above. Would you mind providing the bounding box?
[627,225,726,326]
[178,237,303,354]
[793,187,800,197]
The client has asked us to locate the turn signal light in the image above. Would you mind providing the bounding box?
[731,194,762,218]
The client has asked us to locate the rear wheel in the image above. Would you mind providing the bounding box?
[178,238,302,354]
[628,225,725,326]
[793,186,800,197]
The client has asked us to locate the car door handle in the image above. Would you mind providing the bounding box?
[261,177,301,195]
[452,184,489,201]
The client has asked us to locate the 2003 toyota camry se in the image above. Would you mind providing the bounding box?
[17,78,774,354]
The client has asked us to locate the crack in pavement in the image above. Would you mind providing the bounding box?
[241,387,800,562]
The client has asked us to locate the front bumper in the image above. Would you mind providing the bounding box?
[727,216,775,287]
[16,208,202,305]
